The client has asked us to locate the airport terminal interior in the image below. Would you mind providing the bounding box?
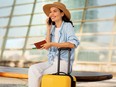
[0,0,116,86]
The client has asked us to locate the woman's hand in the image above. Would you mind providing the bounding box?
[46,18,52,43]
[41,43,51,50]
[46,18,52,30]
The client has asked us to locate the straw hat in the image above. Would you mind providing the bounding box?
[43,2,71,20]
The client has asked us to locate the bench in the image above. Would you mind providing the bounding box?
[0,66,28,79]
[71,71,113,81]
[0,66,113,81]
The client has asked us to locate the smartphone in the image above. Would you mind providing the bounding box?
[48,18,55,25]
[48,18,52,25]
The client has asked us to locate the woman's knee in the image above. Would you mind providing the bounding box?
[29,64,36,70]
[28,64,39,74]
[28,63,45,74]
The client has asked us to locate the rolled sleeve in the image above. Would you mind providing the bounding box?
[66,23,79,48]
[68,36,79,48]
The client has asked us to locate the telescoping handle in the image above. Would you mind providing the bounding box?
[57,47,71,75]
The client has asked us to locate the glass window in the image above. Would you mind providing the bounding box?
[32,14,46,24]
[77,49,109,62]
[0,39,3,48]
[35,1,57,13]
[37,0,57,1]
[26,37,45,48]
[24,50,48,61]
[83,21,114,33]
[0,28,6,37]
[112,50,116,62]
[88,0,116,6]
[85,6,116,19]
[11,16,31,26]
[5,38,25,49]
[81,35,112,47]
[13,4,33,15]
[0,0,14,7]
[3,50,22,61]
[16,0,34,4]
[0,7,12,16]
[74,23,81,33]
[0,0,116,68]
[0,18,9,27]
[71,10,83,21]
[0,49,1,55]
[35,3,46,13]
[8,27,28,37]
[29,26,46,36]
[114,35,116,46]
[61,0,86,9]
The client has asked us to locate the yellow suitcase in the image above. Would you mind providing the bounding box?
[41,48,76,87]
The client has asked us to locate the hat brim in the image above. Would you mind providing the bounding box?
[43,4,71,20]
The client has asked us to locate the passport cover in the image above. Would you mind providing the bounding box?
[34,40,46,49]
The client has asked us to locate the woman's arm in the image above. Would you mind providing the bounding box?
[45,29,51,43]
[42,42,75,49]
[45,18,52,43]
[50,42,75,48]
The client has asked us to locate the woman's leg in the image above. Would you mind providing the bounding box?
[43,59,68,74]
[28,61,51,87]
[28,59,68,87]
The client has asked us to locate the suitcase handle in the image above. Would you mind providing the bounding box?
[52,72,67,75]
[57,47,71,75]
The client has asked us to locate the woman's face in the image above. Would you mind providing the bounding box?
[49,7,64,22]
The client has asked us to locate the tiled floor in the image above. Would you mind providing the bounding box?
[0,77,116,87]
[0,77,27,84]
[0,85,26,87]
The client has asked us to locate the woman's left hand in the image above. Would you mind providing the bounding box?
[41,43,51,50]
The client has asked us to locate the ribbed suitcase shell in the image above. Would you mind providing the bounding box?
[41,74,76,87]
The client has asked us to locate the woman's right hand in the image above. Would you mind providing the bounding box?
[46,18,52,31]
[46,18,52,43]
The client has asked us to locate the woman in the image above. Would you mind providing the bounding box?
[28,2,79,87]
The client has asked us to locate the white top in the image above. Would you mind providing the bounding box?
[54,27,61,42]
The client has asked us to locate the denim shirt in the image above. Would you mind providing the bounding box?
[48,21,79,67]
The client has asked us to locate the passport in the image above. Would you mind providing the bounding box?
[34,40,46,49]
